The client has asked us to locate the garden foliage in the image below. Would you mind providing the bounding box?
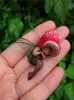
[0,0,74,100]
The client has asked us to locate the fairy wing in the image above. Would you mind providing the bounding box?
[16,38,36,50]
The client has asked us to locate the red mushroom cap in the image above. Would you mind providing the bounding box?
[37,30,60,56]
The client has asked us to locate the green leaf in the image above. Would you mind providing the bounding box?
[62,0,73,10]
[2,12,9,20]
[7,1,21,11]
[24,0,40,7]
[53,0,73,24]
[64,82,74,100]
[54,0,65,24]
[72,42,74,50]
[22,28,32,36]
[61,70,67,84]
[48,94,55,100]
[67,64,74,79]
[70,25,74,35]
[63,93,69,100]
[71,51,74,63]
[8,17,24,39]
[59,61,66,69]
[61,53,71,62]
[44,0,53,13]
[0,48,2,53]
[0,20,6,30]
[54,84,64,99]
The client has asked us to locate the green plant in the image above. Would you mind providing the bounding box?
[0,0,74,100]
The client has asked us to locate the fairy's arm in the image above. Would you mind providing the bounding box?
[32,47,41,56]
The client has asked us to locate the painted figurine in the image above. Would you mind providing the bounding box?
[16,30,60,80]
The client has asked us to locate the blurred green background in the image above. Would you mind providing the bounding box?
[0,0,74,100]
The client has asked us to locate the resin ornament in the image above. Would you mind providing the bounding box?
[16,30,60,80]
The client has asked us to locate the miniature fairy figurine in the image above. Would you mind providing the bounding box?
[16,30,60,80]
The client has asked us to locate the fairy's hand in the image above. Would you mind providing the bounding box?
[0,21,70,100]
[32,47,41,56]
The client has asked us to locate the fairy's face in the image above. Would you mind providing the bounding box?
[42,47,50,56]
